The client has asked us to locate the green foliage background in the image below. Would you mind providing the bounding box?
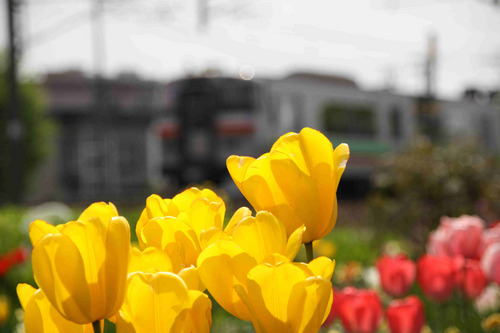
[0,58,54,203]
[368,137,500,248]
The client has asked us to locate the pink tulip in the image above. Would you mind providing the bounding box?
[479,224,500,256]
[481,243,500,285]
[386,296,425,333]
[427,215,485,259]
[376,254,416,297]
[335,287,383,333]
[417,255,455,302]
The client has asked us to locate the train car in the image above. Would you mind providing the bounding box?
[149,73,499,197]
[151,76,274,186]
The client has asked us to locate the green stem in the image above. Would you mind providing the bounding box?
[305,242,314,263]
[92,320,101,333]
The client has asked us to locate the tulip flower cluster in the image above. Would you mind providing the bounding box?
[323,286,425,333]
[425,215,500,299]
[322,215,500,333]
[16,127,351,333]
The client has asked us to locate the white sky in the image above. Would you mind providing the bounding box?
[1,0,500,99]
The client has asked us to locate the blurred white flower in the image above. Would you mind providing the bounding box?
[475,284,500,314]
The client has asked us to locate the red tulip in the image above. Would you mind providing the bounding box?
[0,246,29,278]
[386,296,425,333]
[335,287,383,333]
[417,255,455,301]
[376,254,416,297]
[453,257,487,299]
[322,288,339,328]
[427,215,484,259]
[481,243,500,285]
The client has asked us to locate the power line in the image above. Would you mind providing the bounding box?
[24,10,90,49]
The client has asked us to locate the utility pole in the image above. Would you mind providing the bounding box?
[425,32,437,98]
[6,0,23,203]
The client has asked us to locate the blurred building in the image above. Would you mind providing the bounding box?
[38,71,169,202]
[33,70,500,202]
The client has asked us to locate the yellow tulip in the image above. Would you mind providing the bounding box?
[128,246,205,291]
[29,202,130,324]
[16,284,94,333]
[136,188,225,248]
[116,272,211,333]
[0,294,8,325]
[235,255,335,333]
[136,188,253,268]
[227,127,349,243]
[197,211,305,321]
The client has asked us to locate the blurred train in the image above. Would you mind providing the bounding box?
[149,73,500,196]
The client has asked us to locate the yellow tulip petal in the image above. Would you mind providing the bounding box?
[197,240,256,321]
[174,290,212,333]
[240,154,277,210]
[224,207,252,236]
[172,187,202,211]
[150,273,190,332]
[271,131,309,175]
[32,233,92,324]
[29,219,60,247]
[136,194,170,247]
[285,226,306,261]
[270,151,320,241]
[298,128,337,240]
[21,286,94,333]
[60,220,107,319]
[240,154,304,237]
[234,284,270,333]
[316,196,338,240]
[78,202,118,225]
[261,253,290,266]
[232,211,287,263]
[307,257,336,280]
[199,227,230,250]
[128,247,176,274]
[178,266,205,292]
[141,217,201,267]
[121,272,196,333]
[119,273,155,333]
[333,143,350,188]
[189,197,224,236]
[226,155,256,194]
[287,277,333,332]
[17,283,36,310]
[244,262,309,331]
[270,132,295,152]
[102,216,130,319]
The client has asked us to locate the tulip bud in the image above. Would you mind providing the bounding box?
[30,202,130,324]
[227,127,349,243]
[386,296,425,333]
[417,255,455,302]
[335,287,383,333]
[376,254,416,297]
[427,215,484,259]
[453,257,487,299]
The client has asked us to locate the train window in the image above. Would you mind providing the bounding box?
[322,103,375,136]
[218,81,255,112]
